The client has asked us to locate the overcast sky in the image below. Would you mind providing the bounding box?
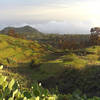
[0,0,100,34]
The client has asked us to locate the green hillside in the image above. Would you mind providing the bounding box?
[0,34,46,66]
[1,34,100,98]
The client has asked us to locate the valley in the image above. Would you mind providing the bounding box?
[0,26,100,99]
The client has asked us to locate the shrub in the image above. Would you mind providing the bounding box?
[1,75,100,100]
[0,75,58,100]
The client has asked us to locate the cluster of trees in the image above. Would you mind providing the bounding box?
[38,34,90,50]
[90,34,100,45]
[43,34,90,50]
[58,39,90,50]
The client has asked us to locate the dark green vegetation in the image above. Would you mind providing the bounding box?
[3,75,100,100]
[1,75,100,100]
[1,30,100,99]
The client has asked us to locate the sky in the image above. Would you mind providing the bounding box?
[0,0,100,34]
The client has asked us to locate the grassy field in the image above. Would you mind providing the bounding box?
[0,35,46,65]
[1,34,100,97]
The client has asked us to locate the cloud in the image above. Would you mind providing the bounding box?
[31,20,91,34]
[1,0,100,22]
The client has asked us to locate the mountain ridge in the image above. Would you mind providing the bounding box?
[0,25,44,39]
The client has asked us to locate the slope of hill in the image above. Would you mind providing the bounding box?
[0,26,44,39]
[0,34,51,86]
[0,34,46,66]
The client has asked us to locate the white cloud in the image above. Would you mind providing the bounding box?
[31,20,91,34]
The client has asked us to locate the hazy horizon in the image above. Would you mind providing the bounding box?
[0,0,100,34]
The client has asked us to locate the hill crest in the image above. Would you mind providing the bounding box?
[0,25,44,39]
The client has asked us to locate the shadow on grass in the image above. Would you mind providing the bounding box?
[41,64,100,97]
[5,62,41,83]
[42,52,66,61]
[5,61,100,97]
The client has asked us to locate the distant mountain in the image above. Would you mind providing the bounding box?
[0,26,44,39]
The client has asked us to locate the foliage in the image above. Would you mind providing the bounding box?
[0,75,58,100]
[0,75,100,100]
